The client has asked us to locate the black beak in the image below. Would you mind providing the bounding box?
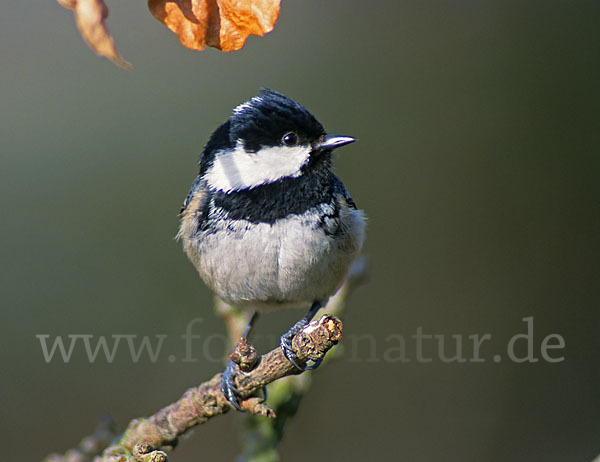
[316,135,357,151]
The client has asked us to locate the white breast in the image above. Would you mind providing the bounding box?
[181,205,365,310]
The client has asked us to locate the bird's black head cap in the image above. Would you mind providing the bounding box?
[230,88,325,152]
[199,89,326,174]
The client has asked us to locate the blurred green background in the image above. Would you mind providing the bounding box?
[1,1,599,460]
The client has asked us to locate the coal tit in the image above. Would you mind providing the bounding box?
[178,89,366,409]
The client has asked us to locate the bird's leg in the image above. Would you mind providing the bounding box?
[280,301,323,371]
[221,311,259,410]
[241,311,258,338]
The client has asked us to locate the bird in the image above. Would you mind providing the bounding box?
[177,88,366,409]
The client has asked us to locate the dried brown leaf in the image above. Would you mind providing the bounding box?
[57,0,77,8]
[57,0,132,69]
[148,0,281,52]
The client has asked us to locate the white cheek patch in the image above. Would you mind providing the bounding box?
[205,141,311,192]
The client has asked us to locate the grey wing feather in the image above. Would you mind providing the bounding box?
[332,174,358,209]
[180,175,205,215]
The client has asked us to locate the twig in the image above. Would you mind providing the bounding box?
[83,315,341,461]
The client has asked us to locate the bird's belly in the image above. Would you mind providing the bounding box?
[188,213,363,310]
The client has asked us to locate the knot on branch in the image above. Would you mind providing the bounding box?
[132,442,168,461]
[230,337,258,372]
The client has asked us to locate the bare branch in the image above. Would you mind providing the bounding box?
[87,315,341,461]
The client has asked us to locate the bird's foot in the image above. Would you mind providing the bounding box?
[221,358,268,411]
[280,301,324,371]
[221,358,243,410]
[221,335,267,411]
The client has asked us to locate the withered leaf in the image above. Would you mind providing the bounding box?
[57,0,132,69]
[148,0,281,52]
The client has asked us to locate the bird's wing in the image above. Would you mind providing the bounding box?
[332,174,358,210]
[178,177,210,240]
[180,175,205,215]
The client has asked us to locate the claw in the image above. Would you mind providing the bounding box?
[261,386,268,402]
[220,311,260,411]
[221,359,243,410]
[281,333,306,370]
[305,358,322,370]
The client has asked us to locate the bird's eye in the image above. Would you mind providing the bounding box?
[282,132,299,146]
